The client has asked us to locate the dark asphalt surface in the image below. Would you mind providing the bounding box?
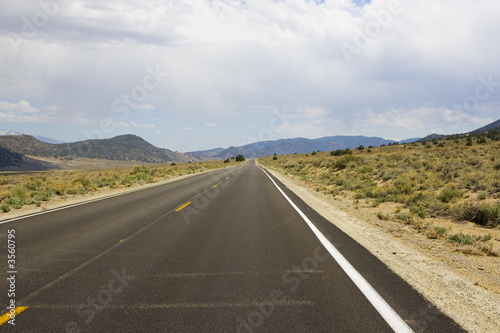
[0,160,465,332]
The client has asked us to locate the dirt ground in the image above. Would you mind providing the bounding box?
[264,168,499,333]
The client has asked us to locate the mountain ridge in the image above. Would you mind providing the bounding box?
[0,134,205,164]
[191,135,396,159]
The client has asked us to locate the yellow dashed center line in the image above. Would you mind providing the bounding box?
[225,177,229,180]
[0,307,28,326]
[175,201,192,212]
[212,185,218,189]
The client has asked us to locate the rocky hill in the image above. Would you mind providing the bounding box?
[0,146,59,170]
[0,146,24,168]
[0,134,203,164]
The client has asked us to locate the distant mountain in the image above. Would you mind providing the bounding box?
[418,133,447,142]
[399,137,421,144]
[0,134,205,164]
[192,135,396,159]
[0,129,67,144]
[0,129,22,136]
[471,119,500,133]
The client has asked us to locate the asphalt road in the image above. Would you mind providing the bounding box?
[0,160,465,332]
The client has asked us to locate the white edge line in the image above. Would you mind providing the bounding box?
[260,167,414,333]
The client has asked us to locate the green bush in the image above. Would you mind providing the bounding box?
[395,212,412,221]
[453,202,500,227]
[447,233,475,245]
[438,186,463,203]
[11,186,28,200]
[1,203,10,213]
[388,176,414,196]
[6,197,23,209]
[435,226,447,236]
[447,233,492,245]
[410,205,428,218]
[330,149,352,156]
[475,204,500,227]
[72,176,91,188]
[332,155,358,170]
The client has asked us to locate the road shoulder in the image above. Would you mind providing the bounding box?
[263,167,499,333]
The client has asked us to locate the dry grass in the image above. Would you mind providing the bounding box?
[0,160,235,213]
[259,137,500,256]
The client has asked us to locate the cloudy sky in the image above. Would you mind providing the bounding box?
[1,0,499,151]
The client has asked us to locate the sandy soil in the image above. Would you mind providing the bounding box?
[264,168,499,333]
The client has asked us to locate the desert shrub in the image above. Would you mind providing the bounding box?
[333,155,358,170]
[330,149,352,156]
[407,192,448,217]
[452,201,500,227]
[65,187,79,195]
[475,204,500,227]
[387,176,414,196]
[359,165,373,174]
[377,212,389,221]
[11,186,28,200]
[437,186,463,203]
[1,204,10,213]
[447,233,492,245]
[426,226,448,239]
[477,191,487,200]
[435,226,448,236]
[395,212,412,222]
[6,197,23,209]
[410,205,428,218]
[25,179,44,191]
[72,177,91,188]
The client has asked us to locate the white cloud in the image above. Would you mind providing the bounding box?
[0,100,56,123]
[358,107,493,131]
[179,127,195,131]
[205,122,220,127]
[0,0,499,149]
[0,100,39,114]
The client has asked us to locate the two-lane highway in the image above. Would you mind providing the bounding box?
[0,160,465,332]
